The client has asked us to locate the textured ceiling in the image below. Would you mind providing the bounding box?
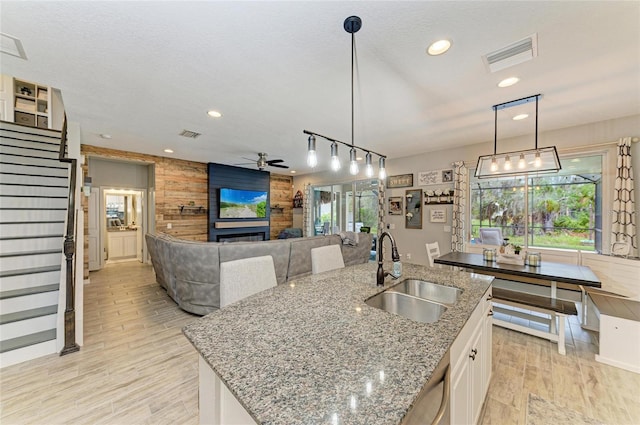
[1,1,639,175]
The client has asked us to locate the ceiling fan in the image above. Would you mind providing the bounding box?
[237,152,289,170]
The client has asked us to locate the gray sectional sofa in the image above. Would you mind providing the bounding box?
[145,232,373,315]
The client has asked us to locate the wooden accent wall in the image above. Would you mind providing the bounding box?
[80,145,208,277]
[81,145,209,240]
[269,175,294,239]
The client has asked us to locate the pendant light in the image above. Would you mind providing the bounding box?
[303,16,386,179]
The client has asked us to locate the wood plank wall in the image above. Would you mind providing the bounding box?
[270,175,294,239]
[79,145,294,276]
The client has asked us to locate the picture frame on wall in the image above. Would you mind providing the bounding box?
[405,189,422,229]
[418,169,454,186]
[387,173,413,188]
[430,208,447,223]
[388,196,403,215]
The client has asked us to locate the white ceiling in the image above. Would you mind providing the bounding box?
[1,1,639,175]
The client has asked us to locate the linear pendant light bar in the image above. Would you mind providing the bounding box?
[303,16,387,180]
[475,93,561,178]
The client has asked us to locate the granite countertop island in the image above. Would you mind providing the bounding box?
[183,262,493,425]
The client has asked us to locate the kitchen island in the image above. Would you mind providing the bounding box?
[183,262,493,425]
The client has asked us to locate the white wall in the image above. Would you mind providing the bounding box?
[293,114,640,266]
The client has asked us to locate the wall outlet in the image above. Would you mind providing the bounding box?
[167,223,172,229]
[406,253,411,260]
[444,225,451,233]
[389,223,396,230]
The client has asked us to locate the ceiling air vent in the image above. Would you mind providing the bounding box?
[179,129,201,139]
[482,34,537,73]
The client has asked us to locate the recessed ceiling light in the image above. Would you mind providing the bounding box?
[207,110,222,118]
[498,77,519,88]
[427,39,451,56]
[164,148,174,154]
[513,114,529,121]
[290,170,296,174]
[100,134,112,139]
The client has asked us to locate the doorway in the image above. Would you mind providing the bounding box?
[88,187,146,270]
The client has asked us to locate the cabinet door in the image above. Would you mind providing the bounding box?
[450,353,471,425]
[470,325,484,424]
[124,234,137,257]
[483,291,493,395]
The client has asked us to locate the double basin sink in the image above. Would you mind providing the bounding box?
[365,279,461,324]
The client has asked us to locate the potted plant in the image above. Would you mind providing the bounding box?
[512,244,522,255]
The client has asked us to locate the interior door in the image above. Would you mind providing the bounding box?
[88,187,101,270]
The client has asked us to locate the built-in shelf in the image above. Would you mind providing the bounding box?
[424,189,455,205]
[179,205,207,214]
[270,205,284,213]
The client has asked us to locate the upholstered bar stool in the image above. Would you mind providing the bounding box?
[311,245,345,274]
[220,255,277,307]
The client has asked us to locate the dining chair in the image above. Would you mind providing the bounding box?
[425,242,441,267]
[311,244,345,274]
[220,255,277,307]
[479,228,504,246]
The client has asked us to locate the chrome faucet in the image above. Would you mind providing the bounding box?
[377,231,400,286]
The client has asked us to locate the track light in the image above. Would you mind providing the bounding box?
[365,152,374,177]
[378,157,386,180]
[307,135,317,168]
[330,142,341,171]
[349,148,359,175]
[518,153,526,169]
[504,155,512,170]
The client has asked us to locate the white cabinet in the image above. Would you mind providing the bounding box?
[450,286,492,425]
[108,230,138,259]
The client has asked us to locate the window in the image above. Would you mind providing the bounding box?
[470,154,602,252]
[311,179,379,235]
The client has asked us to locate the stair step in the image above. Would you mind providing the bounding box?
[0,270,60,292]
[0,233,63,242]
[0,180,68,189]
[0,122,61,139]
[0,135,62,152]
[0,250,63,272]
[0,265,61,278]
[0,209,66,222]
[0,329,56,353]
[0,171,68,180]
[0,236,63,253]
[0,305,58,325]
[0,163,69,177]
[0,284,59,299]
[0,153,63,168]
[0,196,68,209]
[0,144,60,160]
[0,185,69,197]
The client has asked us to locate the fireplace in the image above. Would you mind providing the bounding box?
[217,232,266,243]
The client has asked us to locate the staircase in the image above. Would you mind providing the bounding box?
[0,121,68,368]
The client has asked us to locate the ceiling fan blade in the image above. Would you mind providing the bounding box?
[266,159,284,164]
[269,163,289,169]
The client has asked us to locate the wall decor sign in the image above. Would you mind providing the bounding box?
[387,173,413,188]
[430,208,447,223]
[418,169,454,186]
[388,196,403,215]
[405,189,422,229]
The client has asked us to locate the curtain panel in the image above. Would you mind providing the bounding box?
[451,161,468,252]
[611,137,637,257]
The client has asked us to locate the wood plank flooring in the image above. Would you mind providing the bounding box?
[1,261,638,424]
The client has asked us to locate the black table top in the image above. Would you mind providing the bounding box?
[435,252,601,287]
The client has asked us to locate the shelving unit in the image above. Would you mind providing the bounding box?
[179,205,207,214]
[13,78,50,129]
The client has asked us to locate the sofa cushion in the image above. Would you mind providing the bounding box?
[145,233,166,289]
[155,235,177,301]
[171,240,221,315]
[287,235,341,280]
[341,233,373,267]
[218,239,291,285]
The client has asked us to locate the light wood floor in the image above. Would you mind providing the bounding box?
[1,261,638,424]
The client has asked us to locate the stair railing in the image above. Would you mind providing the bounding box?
[59,115,80,356]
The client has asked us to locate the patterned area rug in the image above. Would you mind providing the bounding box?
[526,394,603,425]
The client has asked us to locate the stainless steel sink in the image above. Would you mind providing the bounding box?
[388,279,461,306]
[365,291,447,324]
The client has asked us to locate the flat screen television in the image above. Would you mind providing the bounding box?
[219,188,268,219]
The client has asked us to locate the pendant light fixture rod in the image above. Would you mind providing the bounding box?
[494,104,498,155]
[535,94,539,150]
[351,31,355,148]
[302,130,386,158]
